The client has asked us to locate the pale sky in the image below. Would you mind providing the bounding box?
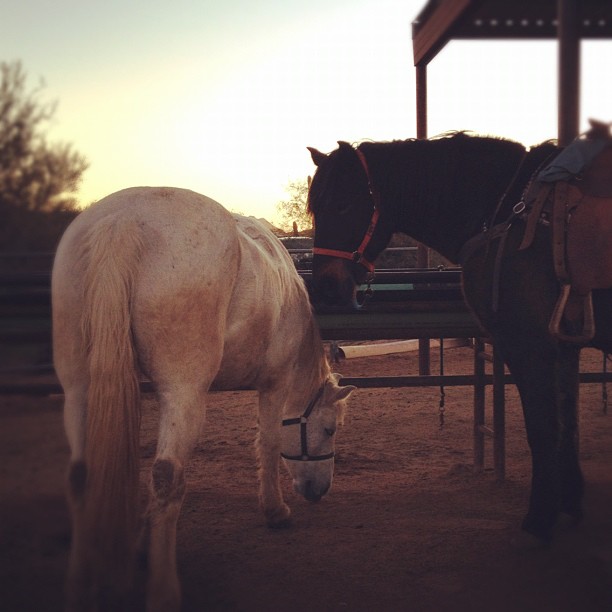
[3,0,611,226]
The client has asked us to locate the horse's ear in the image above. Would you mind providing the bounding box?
[337,141,352,150]
[334,385,356,401]
[307,147,327,167]
[326,374,357,401]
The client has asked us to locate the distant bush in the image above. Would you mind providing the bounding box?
[0,61,88,215]
[0,61,86,255]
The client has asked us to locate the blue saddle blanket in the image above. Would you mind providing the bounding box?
[537,132,609,182]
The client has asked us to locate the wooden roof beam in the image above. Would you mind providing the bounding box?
[412,0,480,66]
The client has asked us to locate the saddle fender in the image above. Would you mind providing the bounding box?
[567,185,612,295]
[521,136,612,343]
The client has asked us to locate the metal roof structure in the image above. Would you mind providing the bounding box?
[410,1,611,371]
[411,0,612,146]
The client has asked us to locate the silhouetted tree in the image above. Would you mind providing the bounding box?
[0,61,88,213]
[276,178,311,233]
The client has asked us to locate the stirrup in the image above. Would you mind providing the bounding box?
[549,285,595,344]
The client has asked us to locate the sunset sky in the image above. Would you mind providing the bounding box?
[3,0,612,226]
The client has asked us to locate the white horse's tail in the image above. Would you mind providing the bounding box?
[80,215,144,598]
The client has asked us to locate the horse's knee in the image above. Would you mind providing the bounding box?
[151,459,185,506]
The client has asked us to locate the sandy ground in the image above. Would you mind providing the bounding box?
[1,345,611,611]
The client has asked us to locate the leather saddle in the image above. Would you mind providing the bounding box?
[519,120,612,344]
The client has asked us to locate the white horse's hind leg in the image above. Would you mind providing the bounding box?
[145,385,208,612]
[62,386,92,611]
[256,389,291,527]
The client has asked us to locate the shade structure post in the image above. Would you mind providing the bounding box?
[416,62,431,375]
[558,0,580,145]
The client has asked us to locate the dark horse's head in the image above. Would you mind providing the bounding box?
[307,135,550,311]
[307,142,391,311]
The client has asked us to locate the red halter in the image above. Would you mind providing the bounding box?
[312,148,380,273]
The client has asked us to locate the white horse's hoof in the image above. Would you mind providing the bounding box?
[265,504,292,528]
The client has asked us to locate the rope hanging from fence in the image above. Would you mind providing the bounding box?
[439,337,446,429]
[603,352,610,415]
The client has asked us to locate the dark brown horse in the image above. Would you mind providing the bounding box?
[307,132,612,544]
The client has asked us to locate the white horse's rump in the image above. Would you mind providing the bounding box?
[52,187,354,612]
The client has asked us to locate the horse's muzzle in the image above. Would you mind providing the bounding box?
[310,272,360,313]
[303,480,330,503]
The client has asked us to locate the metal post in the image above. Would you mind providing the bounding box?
[416,63,429,270]
[558,0,580,145]
[493,343,506,481]
[416,63,427,139]
[473,338,486,471]
[416,63,431,375]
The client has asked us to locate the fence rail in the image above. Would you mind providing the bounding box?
[3,253,612,480]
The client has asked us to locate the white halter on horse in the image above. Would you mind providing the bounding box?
[52,186,354,612]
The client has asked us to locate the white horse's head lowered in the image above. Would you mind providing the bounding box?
[281,374,355,502]
[53,186,355,609]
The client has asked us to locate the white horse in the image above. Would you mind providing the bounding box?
[52,187,355,612]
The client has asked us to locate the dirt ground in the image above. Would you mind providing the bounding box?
[1,345,612,612]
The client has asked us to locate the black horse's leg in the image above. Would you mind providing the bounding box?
[555,343,583,522]
[495,337,562,541]
[463,228,585,540]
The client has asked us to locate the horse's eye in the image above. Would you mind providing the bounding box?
[325,427,336,437]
